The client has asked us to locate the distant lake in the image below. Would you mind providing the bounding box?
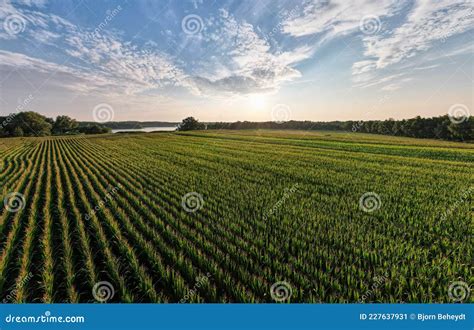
[112,126,177,133]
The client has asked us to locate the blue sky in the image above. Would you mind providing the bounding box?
[0,0,472,122]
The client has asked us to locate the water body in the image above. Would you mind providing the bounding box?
[112,126,177,133]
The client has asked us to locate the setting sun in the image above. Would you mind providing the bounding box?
[247,94,268,110]
[0,0,472,324]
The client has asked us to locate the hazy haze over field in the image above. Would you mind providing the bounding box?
[0,0,472,121]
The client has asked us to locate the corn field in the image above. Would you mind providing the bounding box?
[0,131,472,303]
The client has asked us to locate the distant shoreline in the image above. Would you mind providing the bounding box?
[79,121,179,130]
[111,126,177,133]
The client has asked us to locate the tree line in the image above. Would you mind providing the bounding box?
[1,112,471,141]
[0,112,110,137]
[98,121,178,129]
[205,115,473,142]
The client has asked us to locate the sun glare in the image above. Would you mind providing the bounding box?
[248,94,267,110]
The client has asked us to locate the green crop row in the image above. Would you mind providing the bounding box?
[0,131,472,303]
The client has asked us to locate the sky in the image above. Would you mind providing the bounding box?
[0,0,472,122]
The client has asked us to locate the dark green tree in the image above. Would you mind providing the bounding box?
[53,115,79,135]
[177,117,206,131]
[448,117,473,141]
[78,124,111,134]
[12,127,24,137]
[8,112,52,136]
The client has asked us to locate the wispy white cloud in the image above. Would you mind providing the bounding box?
[351,0,473,90]
[281,0,473,92]
[14,0,48,7]
[0,0,472,112]
[1,2,316,100]
[282,0,401,38]
[187,9,315,97]
[423,41,474,62]
[0,50,118,94]
[358,0,473,70]
[64,33,188,94]
[0,1,188,98]
[413,64,440,71]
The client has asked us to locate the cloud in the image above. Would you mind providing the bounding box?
[282,0,401,38]
[14,0,48,7]
[188,9,315,96]
[423,41,474,62]
[187,75,264,95]
[63,33,187,94]
[1,3,317,100]
[359,0,473,70]
[0,2,188,98]
[351,0,473,90]
[2,0,471,104]
[282,0,473,92]
[0,49,66,71]
[0,50,118,94]
[31,29,59,44]
[352,60,377,76]
[413,64,440,71]
[0,48,179,121]
[353,72,406,89]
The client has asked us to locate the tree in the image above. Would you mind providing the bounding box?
[448,117,473,141]
[53,115,79,135]
[0,111,111,138]
[8,112,52,136]
[12,127,24,137]
[434,116,451,140]
[78,124,111,134]
[177,117,206,131]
